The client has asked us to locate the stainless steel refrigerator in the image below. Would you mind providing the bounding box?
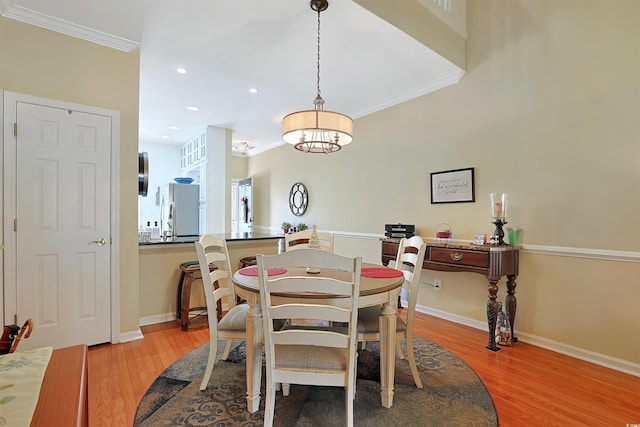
[159,183,200,237]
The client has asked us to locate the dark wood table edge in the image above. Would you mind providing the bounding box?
[30,344,88,427]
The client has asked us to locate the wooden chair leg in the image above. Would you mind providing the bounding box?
[180,273,193,331]
[346,384,354,427]
[396,339,405,359]
[405,334,423,388]
[200,335,219,390]
[221,340,233,360]
[176,270,186,320]
[264,381,276,427]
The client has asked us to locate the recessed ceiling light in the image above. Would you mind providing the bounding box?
[169,126,179,130]
[176,67,188,74]
[161,135,171,139]
[186,106,199,111]
[249,88,258,94]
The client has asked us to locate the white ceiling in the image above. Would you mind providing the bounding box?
[2,0,464,155]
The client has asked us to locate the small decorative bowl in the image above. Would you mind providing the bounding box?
[436,231,451,239]
[174,177,194,184]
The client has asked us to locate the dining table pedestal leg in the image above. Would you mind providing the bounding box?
[245,302,263,413]
[378,300,397,408]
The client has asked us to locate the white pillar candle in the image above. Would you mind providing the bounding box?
[493,202,503,219]
[490,193,508,220]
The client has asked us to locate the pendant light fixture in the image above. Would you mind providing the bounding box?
[233,141,253,156]
[282,0,353,154]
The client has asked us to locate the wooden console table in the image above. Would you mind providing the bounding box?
[382,238,520,351]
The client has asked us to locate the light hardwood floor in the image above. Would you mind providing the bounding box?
[88,313,640,426]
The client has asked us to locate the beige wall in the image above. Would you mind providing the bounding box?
[247,0,640,367]
[0,17,141,336]
[231,155,248,179]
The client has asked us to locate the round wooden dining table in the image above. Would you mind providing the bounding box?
[232,262,405,413]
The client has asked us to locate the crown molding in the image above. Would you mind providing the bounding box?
[0,0,139,52]
[352,69,465,119]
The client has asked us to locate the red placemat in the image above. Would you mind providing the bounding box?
[361,267,403,278]
[238,267,287,276]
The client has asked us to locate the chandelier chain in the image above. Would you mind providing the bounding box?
[316,6,321,101]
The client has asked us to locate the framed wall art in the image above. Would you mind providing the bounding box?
[430,167,475,204]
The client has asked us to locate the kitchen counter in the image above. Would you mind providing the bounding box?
[138,232,281,323]
[139,232,283,247]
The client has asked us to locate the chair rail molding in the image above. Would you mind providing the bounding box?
[521,244,639,263]
[257,226,639,263]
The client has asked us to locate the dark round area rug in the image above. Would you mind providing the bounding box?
[135,337,498,426]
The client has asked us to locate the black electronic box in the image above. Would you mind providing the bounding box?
[384,223,415,238]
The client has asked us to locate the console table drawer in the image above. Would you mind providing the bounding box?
[382,240,399,256]
[430,248,489,268]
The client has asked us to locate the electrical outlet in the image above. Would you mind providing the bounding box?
[433,278,442,291]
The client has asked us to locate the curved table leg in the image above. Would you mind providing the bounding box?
[486,279,500,352]
[245,301,263,413]
[378,301,397,408]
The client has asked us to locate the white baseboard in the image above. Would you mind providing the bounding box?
[416,305,640,378]
[139,312,176,327]
[119,328,144,343]
[515,332,640,378]
[417,305,488,330]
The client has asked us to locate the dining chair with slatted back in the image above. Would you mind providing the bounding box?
[257,249,362,427]
[195,235,249,391]
[357,235,427,388]
[284,229,334,252]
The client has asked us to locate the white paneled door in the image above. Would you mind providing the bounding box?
[238,178,253,233]
[10,100,112,349]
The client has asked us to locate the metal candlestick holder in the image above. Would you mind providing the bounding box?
[491,219,508,245]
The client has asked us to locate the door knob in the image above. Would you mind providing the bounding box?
[90,238,107,246]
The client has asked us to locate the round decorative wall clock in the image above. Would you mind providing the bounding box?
[289,182,308,216]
